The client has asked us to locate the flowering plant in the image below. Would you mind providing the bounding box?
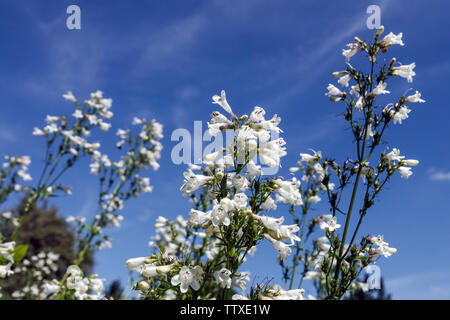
[0,26,422,300]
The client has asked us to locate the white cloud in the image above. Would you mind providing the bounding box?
[387,270,450,299]
[428,168,450,181]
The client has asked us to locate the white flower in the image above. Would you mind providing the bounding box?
[273,178,303,206]
[259,138,287,168]
[132,117,144,125]
[214,268,232,288]
[319,215,341,232]
[391,106,411,124]
[392,62,416,83]
[0,264,14,278]
[405,91,425,103]
[141,264,174,277]
[260,196,277,211]
[249,106,266,122]
[337,74,351,87]
[180,169,212,196]
[63,91,77,103]
[370,235,397,258]
[32,127,45,136]
[386,148,404,162]
[380,32,404,47]
[210,202,231,227]
[125,257,148,271]
[401,159,419,166]
[171,266,203,293]
[246,160,262,177]
[342,43,360,62]
[232,175,249,190]
[325,84,344,97]
[355,96,363,111]
[397,166,412,179]
[264,234,292,261]
[372,81,390,95]
[299,150,321,163]
[72,110,83,119]
[188,209,210,226]
[212,90,234,116]
[231,272,250,292]
[265,285,305,300]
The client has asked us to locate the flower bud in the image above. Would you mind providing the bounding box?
[138,281,150,291]
[401,159,419,166]
[375,25,384,38]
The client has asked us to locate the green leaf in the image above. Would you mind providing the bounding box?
[13,244,28,264]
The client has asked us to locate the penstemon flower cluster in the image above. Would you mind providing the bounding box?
[126,90,309,300]
[0,91,163,300]
[0,26,422,300]
[126,26,423,300]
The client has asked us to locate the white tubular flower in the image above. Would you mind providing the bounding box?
[246,160,262,177]
[391,106,411,125]
[171,266,203,293]
[132,117,144,125]
[232,272,250,292]
[264,234,292,261]
[32,127,45,136]
[0,264,14,278]
[208,111,232,137]
[401,159,419,166]
[249,106,266,123]
[350,84,360,97]
[355,96,363,111]
[299,150,321,163]
[188,209,210,226]
[264,285,305,300]
[386,148,404,162]
[372,81,390,95]
[259,138,287,167]
[214,268,232,288]
[125,257,148,271]
[273,178,303,206]
[232,193,248,211]
[260,196,277,211]
[232,174,249,190]
[392,62,416,83]
[204,149,223,163]
[72,109,83,119]
[319,215,341,232]
[261,114,283,133]
[141,264,174,277]
[342,43,360,62]
[212,90,234,116]
[405,91,425,103]
[325,84,344,97]
[210,202,231,227]
[380,32,404,47]
[180,169,212,196]
[370,235,397,258]
[337,74,351,87]
[397,166,412,179]
[63,91,77,103]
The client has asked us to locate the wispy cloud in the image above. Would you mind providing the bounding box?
[429,169,450,181]
[387,270,450,299]
[0,124,20,144]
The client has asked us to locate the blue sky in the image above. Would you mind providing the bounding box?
[0,0,449,299]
